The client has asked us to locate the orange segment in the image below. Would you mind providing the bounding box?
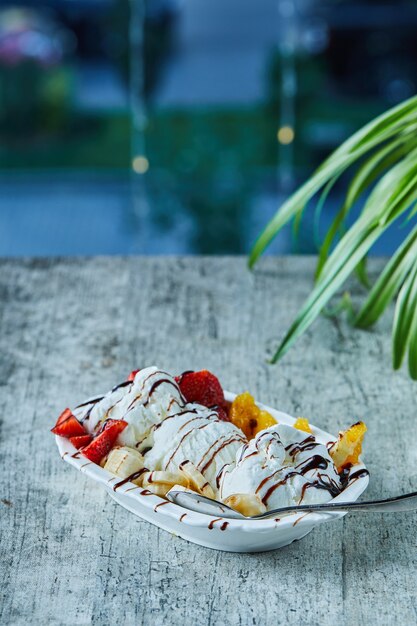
[229,392,254,438]
[294,417,312,433]
[229,392,277,439]
[329,421,367,472]
[257,410,277,432]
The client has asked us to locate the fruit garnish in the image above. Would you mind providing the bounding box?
[178,460,215,498]
[176,370,224,408]
[127,369,140,382]
[223,493,266,517]
[55,408,73,426]
[104,446,144,479]
[69,434,93,449]
[141,470,190,497]
[51,409,86,438]
[229,392,276,439]
[81,419,127,464]
[294,417,312,433]
[257,410,277,432]
[329,421,367,472]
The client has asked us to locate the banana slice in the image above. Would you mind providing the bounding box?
[141,470,189,497]
[142,482,172,497]
[165,484,205,501]
[142,470,188,487]
[104,446,144,483]
[166,484,190,494]
[178,460,215,499]
[223,493,267,517]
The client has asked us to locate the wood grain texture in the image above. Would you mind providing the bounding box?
[0,257,416,626]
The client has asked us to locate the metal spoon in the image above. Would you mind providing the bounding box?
[167,489,417,520]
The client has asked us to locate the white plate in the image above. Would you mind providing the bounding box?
[55,391,369,552]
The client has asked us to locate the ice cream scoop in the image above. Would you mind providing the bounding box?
[72,366,186,450]
[143,405,247,494]
[220,424,342,510]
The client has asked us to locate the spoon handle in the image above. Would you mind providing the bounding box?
[257,490,417,519]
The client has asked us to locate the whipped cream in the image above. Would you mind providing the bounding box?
[144,405,247,494]
[220,424,342,509]
[72,366,185,450]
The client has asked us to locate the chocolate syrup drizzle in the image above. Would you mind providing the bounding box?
[164,422,213,468]
[285,436,320,459]
[111,380,133,393]
[199,434,245,474]
[208,518,229,531]
[76,368,186,438]
[113,468,148,491]
[259,453,341,506]
[154,501,170,512]
[118,369,185,415]
[153,408,199,431]
[76,396,104,424]
[143,378,181,407]
[234,429,368,508]
[76,396,105,410]
[259,457,367,506]
[216,463,228,489]
[339,465,370,489]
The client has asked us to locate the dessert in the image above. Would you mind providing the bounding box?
[71,367,186,450]
[143,405,246,496]
[52,366,367,516]
[219,424,343,511]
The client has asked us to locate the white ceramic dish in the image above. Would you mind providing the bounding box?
[55,391,369,552]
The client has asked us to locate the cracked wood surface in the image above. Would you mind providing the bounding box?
[0,257,416,626]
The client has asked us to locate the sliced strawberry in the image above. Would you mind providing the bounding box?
[51,409,86,437]
[127,369,140,382]
[177,370,224,408]
[81,419,127,464]
[69,434,93,449]
[55,408,73,426]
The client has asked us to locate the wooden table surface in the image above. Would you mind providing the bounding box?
[1,257,416,626]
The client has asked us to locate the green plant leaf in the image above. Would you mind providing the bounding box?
[315,132,417,281]
[407,306,417,379]
[322,291,355,322]
[249,96,417,380]
[354,256,371,289]
[271,161,417,362]
[249,95,417,268]
[354,224,417,328]
[271,223,384,363]
[317,152,417,287]
[392,260,417,370]
[405,200,417,222]
[313,177,339,250]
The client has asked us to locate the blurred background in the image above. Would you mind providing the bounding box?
[0,0,416,256]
